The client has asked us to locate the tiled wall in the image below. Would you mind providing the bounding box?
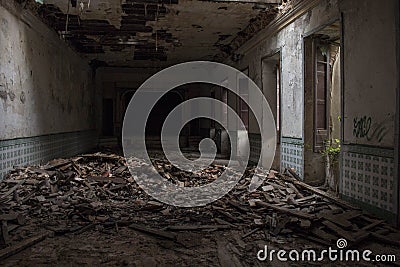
[341,145,395,214]
[0,130,98,180]
[281,137,304,179]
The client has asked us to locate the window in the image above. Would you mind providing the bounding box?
[313,40,330,152]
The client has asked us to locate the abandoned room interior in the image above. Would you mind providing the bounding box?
[0,0,400,265]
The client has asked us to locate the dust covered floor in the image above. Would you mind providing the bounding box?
[0,151,399,266]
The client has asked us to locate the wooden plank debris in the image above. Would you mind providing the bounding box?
[255,200,315,220]
[129,223,176,240]
[318,210,362,229]
[242,228,260,239]
[271,216,290,236]
[371,233,400,247]
[166,225,231,231]
[0,212,26,225]
[0,232,50,260]
[286,177,359,210]
[322,220,355,242]
[0,151,398,258]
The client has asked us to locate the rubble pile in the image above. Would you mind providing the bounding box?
[0,152,399,260]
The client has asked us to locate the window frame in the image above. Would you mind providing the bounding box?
[313,39,331,152]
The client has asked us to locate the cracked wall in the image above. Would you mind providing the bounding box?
[229,0,339,139]
[228,0,399,220]
[339,0,398,221]
[225,0,339,181]
[341,0,397,148]
[0,2,97,140]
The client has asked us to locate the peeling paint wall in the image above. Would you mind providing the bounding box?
[339,0,398,221]
[226,0,339,179]
[0,2,97,140]
[341,0,397,148]
[230,0,399,220]
[230,0,339,138]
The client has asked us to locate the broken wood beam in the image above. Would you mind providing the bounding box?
[255,200,316,220]
[0,221,10,246]
[226,199,249,213]
[318,210,362,229]
[0,212,26,225]
[0,180,26,201]
[166,224,231,231]
[322,220,355,242]
[242,228,260,239]
[128,223,176,241]
[285,177,359,210]
[287,168,302,181]
[287,183,304,198]
[371,233,400,247]
[0,232,50,260]
[361,219,385,231]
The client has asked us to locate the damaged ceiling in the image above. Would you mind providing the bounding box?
[32,0,281,67]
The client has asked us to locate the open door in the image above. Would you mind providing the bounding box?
[304,21,341,186]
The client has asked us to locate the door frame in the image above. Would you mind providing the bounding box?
[260,49,282,170]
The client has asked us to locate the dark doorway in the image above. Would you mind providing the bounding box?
[102,98,114,136]
[146,91,183,136]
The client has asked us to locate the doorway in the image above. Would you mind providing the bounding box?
[303,21,342,188]
[102,98,114,137]
[262,52,281,170]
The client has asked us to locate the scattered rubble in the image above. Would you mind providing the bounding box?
[0,152,399,262]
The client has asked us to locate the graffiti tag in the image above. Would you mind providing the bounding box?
[353,116,372,138]
[353,116,389,143]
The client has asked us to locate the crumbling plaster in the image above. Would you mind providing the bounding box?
[228,0,339,138]
[40,0,264,68]
[228,0,397,150]
[341,0,397,148]
[45,0,124,29]
[0,2,97,140]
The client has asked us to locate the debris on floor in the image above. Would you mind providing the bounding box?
[0,152,399,264]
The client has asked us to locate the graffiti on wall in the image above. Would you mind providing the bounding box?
[353,116,391,143]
